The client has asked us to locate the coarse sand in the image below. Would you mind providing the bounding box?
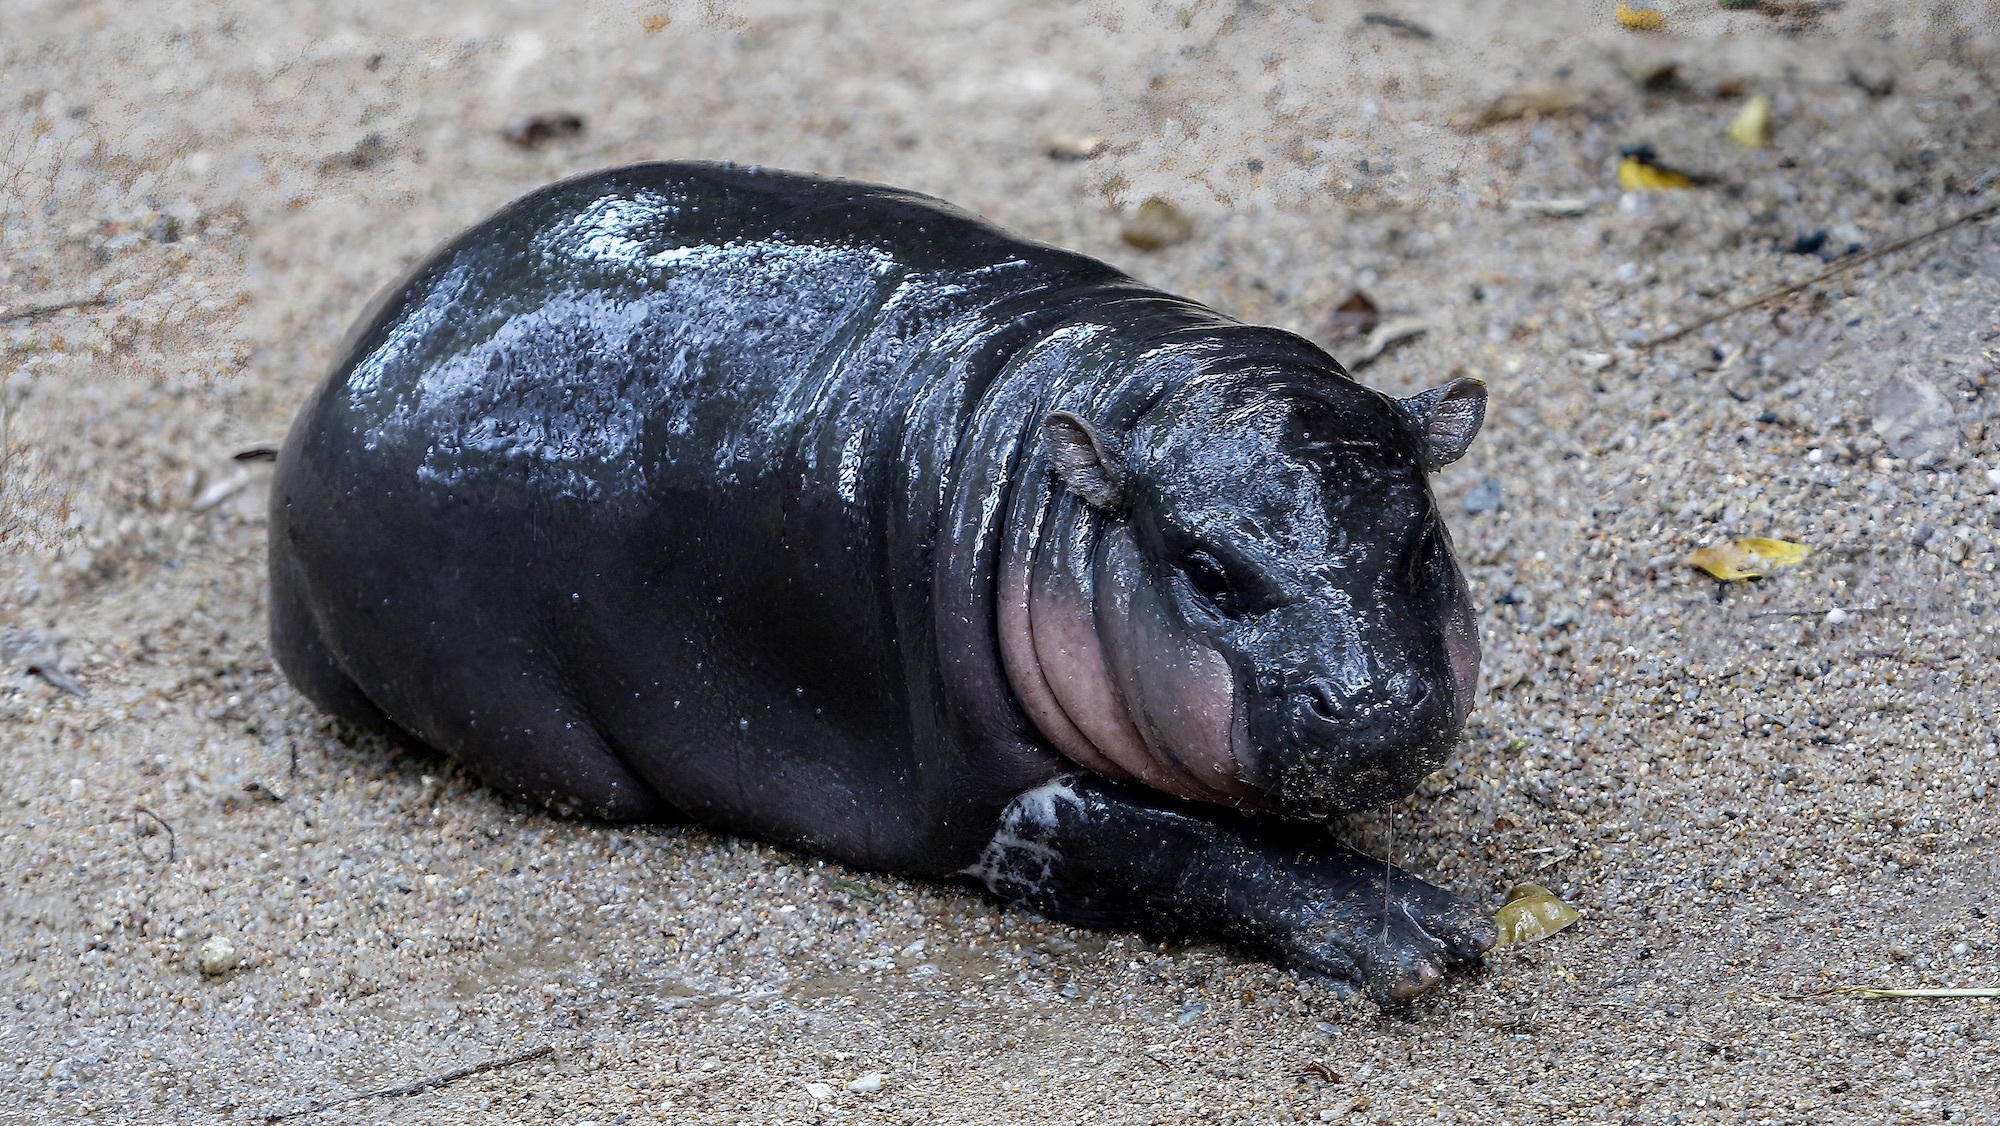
[4,2,1999,1123]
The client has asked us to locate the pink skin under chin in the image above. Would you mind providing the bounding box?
[995,504,1254,806]
[1094,527,1255,805]
[996,554,1132,780]
[997,530,1232,803]
[1025,566,1209,800]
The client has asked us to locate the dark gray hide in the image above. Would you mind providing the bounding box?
[270,162,1493,1003]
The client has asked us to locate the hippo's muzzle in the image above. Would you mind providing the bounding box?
[1250,662,1457,817]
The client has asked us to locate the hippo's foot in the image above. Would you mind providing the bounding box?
[1258,859,1495,1005]
[963,773,1494,1006]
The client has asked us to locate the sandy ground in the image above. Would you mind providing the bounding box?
[4,1,2000,1122]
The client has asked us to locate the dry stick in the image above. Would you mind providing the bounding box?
[1638,199,2000,351]
[131,806,177,865]
[1784,985,2000,1001]
[264,1044,554,1121]
[0,294,111,324]
[1744,603,1886,619]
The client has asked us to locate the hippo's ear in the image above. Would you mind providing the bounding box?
[1040,411,1126,510]
[1399,377,1487,470]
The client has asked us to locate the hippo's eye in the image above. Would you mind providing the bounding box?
[1179,550,1240,616]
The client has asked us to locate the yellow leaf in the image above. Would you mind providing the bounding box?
[1687,536,1813,581]
[1494,882,1581,947]
[1615,2,1668,31]
[1729,94,1772,148]
[1618,156,1691,191]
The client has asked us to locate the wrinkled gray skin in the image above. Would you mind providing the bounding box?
[271,162,1495,1005]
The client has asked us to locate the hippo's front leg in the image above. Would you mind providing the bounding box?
[965,774,1495,1005]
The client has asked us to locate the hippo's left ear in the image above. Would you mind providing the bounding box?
[1398,377,1487,471]
[1041,411,1127,510]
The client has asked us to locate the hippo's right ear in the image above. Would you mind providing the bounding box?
[1399,377,1487,471]
[1040,411,1126,510]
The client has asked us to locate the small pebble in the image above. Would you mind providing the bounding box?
[196,937,240,977]
[1871,372,1955,465]
[847,1072,884,1094]
[1463,478,1503,515]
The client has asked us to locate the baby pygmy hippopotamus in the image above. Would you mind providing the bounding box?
[270,161,1494,1004]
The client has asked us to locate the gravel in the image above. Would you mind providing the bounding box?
[3,2,1998,1123]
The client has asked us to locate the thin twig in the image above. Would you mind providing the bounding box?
[1785,985,2000,1001]
[1639,199,2000,350]
[264,1044,553,1121]
[0,294,111,324]
[26,663,87,698]
[1745,605,1883,619]
[131,806,177,866]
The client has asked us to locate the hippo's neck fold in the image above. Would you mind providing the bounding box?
[981,322,1258,807]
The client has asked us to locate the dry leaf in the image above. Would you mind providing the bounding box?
[1342,317,1427,371]
[1617,156,1691,191]
[1494,883,1580,947]
[1044,135,1108,161]
[1728,94,1772,148]
[1325,291,1380,342]
[1616,51,1680,90]
[1509,197,1592,218]
[1474,83,1587,128]
[1687,537,1812,581]
[1616,2,1668,31]
[502,112,586,149]
[1120,197,1194,250]
[1816,985,2000,999]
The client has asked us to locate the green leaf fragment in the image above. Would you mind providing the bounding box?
[1494,882,1581,947]
[829,877,885,903]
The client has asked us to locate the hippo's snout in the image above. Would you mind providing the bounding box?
[1293,670,1430,736]
[1255,665,1454,815]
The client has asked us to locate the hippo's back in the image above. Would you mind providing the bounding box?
[272,163,1114,860]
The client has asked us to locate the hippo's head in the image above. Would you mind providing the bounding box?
[1003,368,1485,819]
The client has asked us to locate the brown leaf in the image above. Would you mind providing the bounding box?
[1474,84,1587,128]
[1120,197,1194,250]
[1324,292,1380,343]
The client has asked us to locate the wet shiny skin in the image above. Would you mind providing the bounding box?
[272,159,1479,879]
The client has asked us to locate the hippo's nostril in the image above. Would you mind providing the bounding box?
[1297,679,1362,731]
[1306,680,1338,722]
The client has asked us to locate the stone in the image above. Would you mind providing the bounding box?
[196,936,240,976]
